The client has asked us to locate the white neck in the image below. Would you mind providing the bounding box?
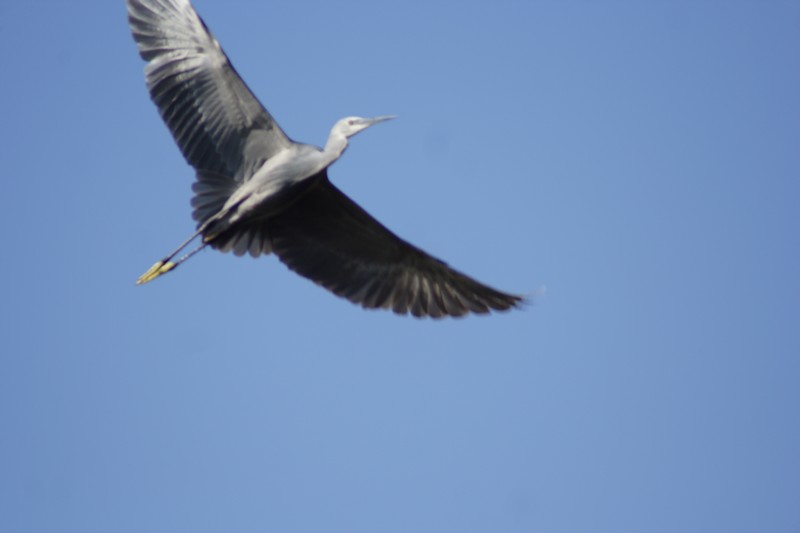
[323,128,349,166]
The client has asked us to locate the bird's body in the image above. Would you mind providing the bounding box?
[213,118,386,228]
[128,0,524,317]
[216,144,325,226]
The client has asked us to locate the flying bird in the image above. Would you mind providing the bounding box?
[127,0,524,318]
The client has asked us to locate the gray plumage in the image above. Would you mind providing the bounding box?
[128,0,523,318]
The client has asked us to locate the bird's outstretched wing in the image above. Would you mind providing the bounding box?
[126,0,292,181]
[259,173,523,318]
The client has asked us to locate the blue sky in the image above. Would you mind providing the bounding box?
[1,0,799,531]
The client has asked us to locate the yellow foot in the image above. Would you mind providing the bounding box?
[136,260,176,285]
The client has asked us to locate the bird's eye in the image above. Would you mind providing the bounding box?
[348,119,355,126]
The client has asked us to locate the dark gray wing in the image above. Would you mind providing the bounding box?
[261,174,523,318]
[126,0,292,180]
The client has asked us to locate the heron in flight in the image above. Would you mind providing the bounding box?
[127,0,524,318]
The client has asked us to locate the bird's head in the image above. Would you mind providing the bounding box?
[334,115,396,139]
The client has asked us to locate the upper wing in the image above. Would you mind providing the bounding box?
[126,0,292,180]
[262,174,523,318]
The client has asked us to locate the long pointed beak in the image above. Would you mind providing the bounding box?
[364,115,397,126]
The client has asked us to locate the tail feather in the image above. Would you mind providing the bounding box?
[191,170,236,224]
[192,170,273,257]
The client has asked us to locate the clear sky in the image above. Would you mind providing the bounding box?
[1,0,798,532]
